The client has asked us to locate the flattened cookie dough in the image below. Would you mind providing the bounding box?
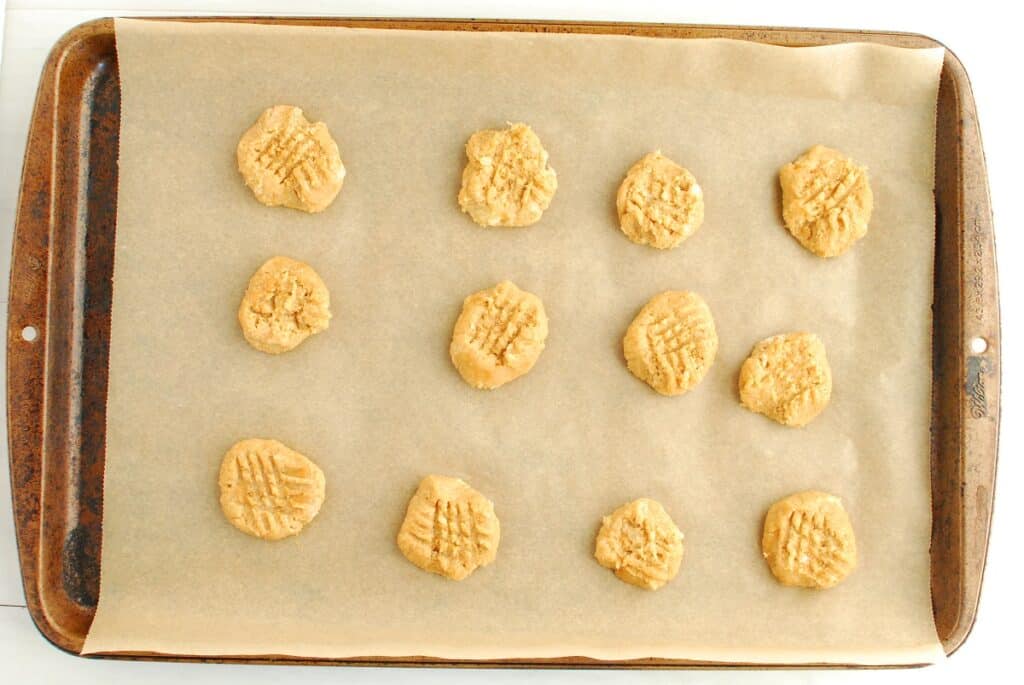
[218,438,326,541]
[450,280,548,389]
[623,291,718,396]
[396,475,501,581]
[779,145,873,258]
[616,151,704,249]
[762,490,857,589]
[739,332,832,427]
[237,105,346,213]
[457,123,558,227]
[594,498,684,590]
[238,256,331,355]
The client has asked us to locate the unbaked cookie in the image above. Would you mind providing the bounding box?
[237,105,346,213]
[779,145,873,258]
[616,151,704,249]
[449,280,548,389]
[218,438,326,541]
[396,475,501,581]
[762,490,857,589]
[237,256,331,355]
[623,291,718,396]
[738,332,832,427]
[594,498,684,590]
[457,123,558,227]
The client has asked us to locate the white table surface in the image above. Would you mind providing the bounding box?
[2,1,1021,682]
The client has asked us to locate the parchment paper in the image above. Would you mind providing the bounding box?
[84,19,945,664]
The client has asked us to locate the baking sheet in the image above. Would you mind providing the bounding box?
[83,19,945,664]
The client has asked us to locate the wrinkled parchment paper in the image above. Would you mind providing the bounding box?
[84,19,945,664]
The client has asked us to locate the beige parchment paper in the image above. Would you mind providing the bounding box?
[83,18,946,664]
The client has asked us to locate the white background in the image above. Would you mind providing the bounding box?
[0,0,1019,682]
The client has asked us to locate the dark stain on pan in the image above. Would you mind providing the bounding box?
[69,43,120,610]
[62,525,99,607]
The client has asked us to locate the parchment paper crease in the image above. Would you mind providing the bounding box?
[84,19,945,664]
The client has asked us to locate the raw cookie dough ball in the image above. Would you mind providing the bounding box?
[237,105,346,213]
[218,438,326,541]
[457,122,558,227]
[594,498,685,590]
[738,332,832,427]
[449,280,548,389]
[616,151,704,249]
[396,475,501,581]
[761,490,857,589]
[779,145,873,258]
[238,256,331,354]
[623,291,718,396]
